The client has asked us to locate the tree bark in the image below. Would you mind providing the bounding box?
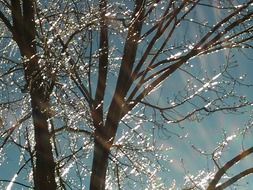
[90,1,110,189]
[9,1,57,189]
[31,90,57,190]
[90,135,110,190]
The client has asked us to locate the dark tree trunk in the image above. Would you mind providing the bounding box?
[90,136,110,190]
[90,108,122,190]
[9,1,57,189]
[31,88,57,190]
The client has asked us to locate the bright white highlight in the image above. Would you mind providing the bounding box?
[61,161,74,177]
[6,174,18,190]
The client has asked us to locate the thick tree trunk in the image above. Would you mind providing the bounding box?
[8,1,57,189]
[31,91,57,190]
[90,136,110,190]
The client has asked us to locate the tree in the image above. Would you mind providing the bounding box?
[0,0,56,189]
[0,0,253,190]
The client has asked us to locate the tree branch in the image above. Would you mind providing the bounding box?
[215,168,253,190]
[207,147,253,189]
[93,0,109,127]
[0,11,13,32]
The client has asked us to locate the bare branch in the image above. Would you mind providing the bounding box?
[215,168,253,190]
[207,147,253,190]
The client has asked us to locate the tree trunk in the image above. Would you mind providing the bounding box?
[31,91,57,190]
[90,133,110,190]
[8,1,57,189]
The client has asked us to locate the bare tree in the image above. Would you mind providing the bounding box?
[0,0,253,190]
[85,1,253,189]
